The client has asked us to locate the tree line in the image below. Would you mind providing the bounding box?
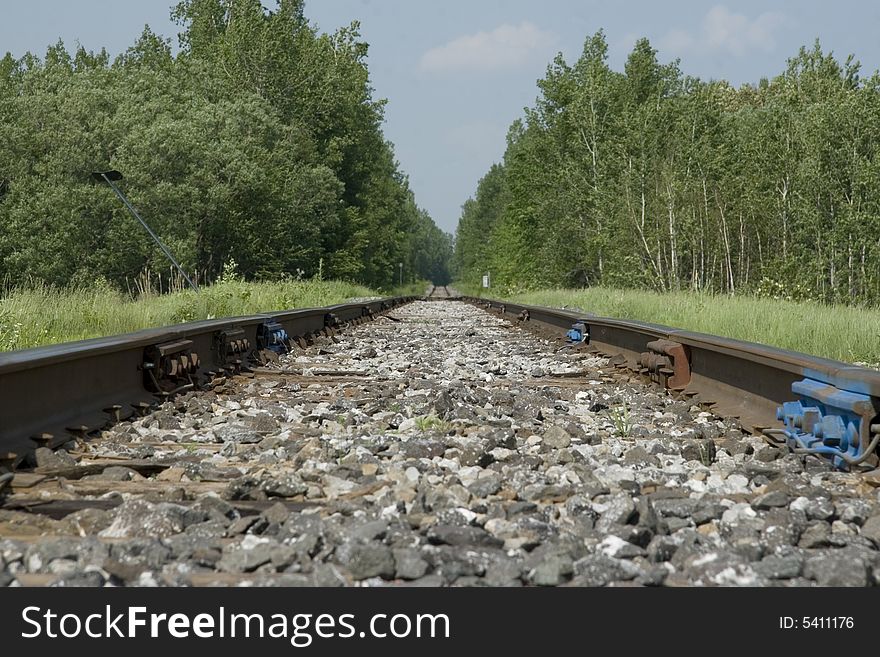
[454,32,880,304]
[0,0,452,291]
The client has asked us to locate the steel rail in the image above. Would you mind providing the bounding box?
[0,296,417,463]
[461,295,880,470]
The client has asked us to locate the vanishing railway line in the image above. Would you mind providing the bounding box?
[1,289,880,586]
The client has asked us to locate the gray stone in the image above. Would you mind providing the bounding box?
[311,563,348,587]
[692,503,726,525]
[681,551,760,586]
[427,524,504,548]
[680,439,715,464]
[467,473,503,498]
[762,509,805,549]
[564,496,593,517]
[798,522,831,549]
[242,413,278,434]
[184,520,228,539]
[755,447,783,462]
[601,535,647,559]
[634,498,661,533]
[87,466,140,482]
[596,493,636,532]
[336,542,395,580]
[751,491,790,510]
[646,536,679,563]
[623,446,659,467]
[543,426,572,449]
[62,508,112,535]
[25,540,81,572]
[529,553,573,586]
[859,515,880,546]
[837,499,874,526]
[652,497,700,519]
[400,440,446,459]
[107,539,172,576]
[804,553,868,587]
[717,437,753,456]
[572,554,637,586]
[218,537,276,573]
[261,476,308,498]
[190,496,238,524]
[51,571,107,587]
[665,518,692,533]
[742,462,782,481]
[214,423,262,444]
[261,502,291,526]
[223,476,267,501]
[98,500,186,539]
[607,525,653,548]
[350,520,388,542]
[635,564,669,586]
[483,557,523,586]
[34,447,77,468]
[753,553,803,580]
[226,516,261,536]
[393,548,430,580]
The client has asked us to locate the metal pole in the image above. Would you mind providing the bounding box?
[399,262,403,287]
[96,172,199,292]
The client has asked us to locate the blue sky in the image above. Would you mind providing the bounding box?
[3,1,880,233]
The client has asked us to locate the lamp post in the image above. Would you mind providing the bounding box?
[92,170,199,293]
[399,262,403,287]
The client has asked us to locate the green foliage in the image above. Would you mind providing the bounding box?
[610,404,633,438]
[0,2,450,292]
[414,415,451,433]
[497,286,880,366]
[454,34,880,307]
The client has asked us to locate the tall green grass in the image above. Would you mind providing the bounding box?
[0,278,377,352]
[463,285,880,365]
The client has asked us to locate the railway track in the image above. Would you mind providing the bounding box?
[1,291,880,587]
[426,285,452,298]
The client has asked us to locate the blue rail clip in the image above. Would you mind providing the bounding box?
[566,321,589,343]
[776,378,877,469]
[257,319,291,354]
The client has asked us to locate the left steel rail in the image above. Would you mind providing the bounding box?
[0,296,417,465]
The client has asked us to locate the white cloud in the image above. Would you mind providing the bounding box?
[419,22,557,74]
[660,5,789,57]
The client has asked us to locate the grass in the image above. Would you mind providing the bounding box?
[461,284,880,365]
[389,280,432,297]
[414,414,451,433]
[0,278,378,352]
[610,404,633,438]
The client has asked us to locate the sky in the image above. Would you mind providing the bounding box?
[3,1,880,234]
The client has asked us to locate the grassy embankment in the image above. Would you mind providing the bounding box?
[459,284,880,365]
[0,278,394,352]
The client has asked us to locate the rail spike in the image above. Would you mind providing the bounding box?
[638,339,690,391]
[214,326,251,374]
[777,379,880,470]
[142,339,200,396]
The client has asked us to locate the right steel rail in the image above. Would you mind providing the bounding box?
[464,295,880,470]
